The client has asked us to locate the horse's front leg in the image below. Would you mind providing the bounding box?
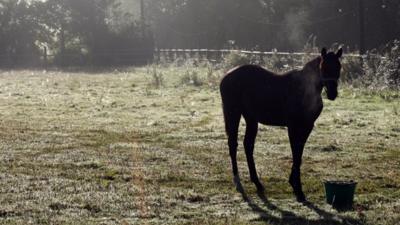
[288,124,314,202]
[244,120,264,192]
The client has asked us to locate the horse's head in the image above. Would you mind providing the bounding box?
[320,48,342,100]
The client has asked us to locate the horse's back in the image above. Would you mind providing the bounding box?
[221,65,278,84]
[220,64,292,99]
[220,65,295,125]
[221,65,278,98]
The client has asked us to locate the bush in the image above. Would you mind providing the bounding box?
[377,40,400,87]
[269,54,291,72]
[341,56,363,83]
[205,62,221,88]
[222,51,251,69]
[361,40,400,89]
[147,65,164,88]
[180,69,204,86]
[178,60,223,87]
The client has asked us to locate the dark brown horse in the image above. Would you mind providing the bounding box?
[220,48,343,202]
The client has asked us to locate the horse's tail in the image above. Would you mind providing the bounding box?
[220,71,241,136]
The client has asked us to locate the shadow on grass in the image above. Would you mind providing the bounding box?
[237,187,364,225]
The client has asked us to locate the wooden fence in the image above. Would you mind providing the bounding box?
[1,48,384,67]
[155,48,367,63]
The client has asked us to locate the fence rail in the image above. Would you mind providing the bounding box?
[156,48,368,59]
[1,48,385,67]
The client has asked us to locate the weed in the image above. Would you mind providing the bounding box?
[180,68,204,86]
[147,64,164,88]
[222,51,251,69]
[205,63,222,88]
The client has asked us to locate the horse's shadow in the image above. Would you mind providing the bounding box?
[236,185,363,225]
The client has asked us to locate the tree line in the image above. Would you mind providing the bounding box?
[1,0,399,67]
[0,0,153,66]
[147,0,400,51]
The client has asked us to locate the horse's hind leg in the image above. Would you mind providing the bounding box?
[223,108,242,191]
[243,119,264,193]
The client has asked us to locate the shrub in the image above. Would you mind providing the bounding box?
[263,53,299,72]
[222,51,251,69]
[180,69,204,87]
[377,40,400,88]
[147,64,164,88]
[341,56,363,83]
[205,62,222,88]
[361,40,400,90]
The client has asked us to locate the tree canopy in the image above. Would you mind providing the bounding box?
[0,0,399,66]
[146,0,400,51]
[0,0,153,66]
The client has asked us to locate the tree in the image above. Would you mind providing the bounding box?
[147,0,400,51]
[0,0,49,66]
[44,0,153,65]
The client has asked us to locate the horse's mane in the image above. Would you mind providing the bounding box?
[303,56,322,73]
[280,56,321,77]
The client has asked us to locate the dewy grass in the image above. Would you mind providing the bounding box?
[0,68,399,225]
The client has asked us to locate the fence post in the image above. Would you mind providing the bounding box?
[43,46,48,67]
[205,49,209,61]
[181,49,186,61]
[155,48,160,64]
[168,49,173,63]
[216,50,221,62]
[198,49,202,62]
[260,52,265,65]
[160,49,165,62]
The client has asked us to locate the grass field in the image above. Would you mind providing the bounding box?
[0,66,399,225]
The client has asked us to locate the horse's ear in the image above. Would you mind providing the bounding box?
[336,48,343,58]
[321,48,327,57]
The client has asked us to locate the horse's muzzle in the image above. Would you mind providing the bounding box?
[327,89,338,100]
[324,80,338,101]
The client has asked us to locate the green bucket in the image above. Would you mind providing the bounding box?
[324,180,357,211]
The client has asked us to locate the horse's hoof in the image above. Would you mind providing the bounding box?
[295,193,307,203]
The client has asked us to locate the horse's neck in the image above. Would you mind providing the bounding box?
[302,57,322,89]
[298,57,324,111]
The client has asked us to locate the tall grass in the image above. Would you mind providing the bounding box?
[364,40,400,89]
[147,64,164,88]
[149,40,400,94]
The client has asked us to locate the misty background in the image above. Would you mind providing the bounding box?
[0,0,399,66]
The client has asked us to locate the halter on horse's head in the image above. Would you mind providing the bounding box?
[319,48,343,100]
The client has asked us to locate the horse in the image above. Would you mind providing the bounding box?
[220,48,343,202]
